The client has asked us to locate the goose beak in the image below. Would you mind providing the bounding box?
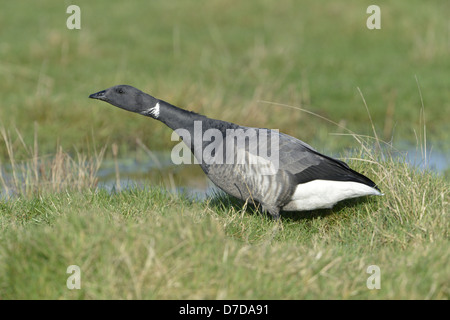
[89,90,107,100]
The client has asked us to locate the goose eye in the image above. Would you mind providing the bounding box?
[117,88,124,94]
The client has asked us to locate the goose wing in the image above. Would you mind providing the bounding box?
[261,130,379,189]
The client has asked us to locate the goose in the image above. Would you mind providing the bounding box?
[89,85,382,219]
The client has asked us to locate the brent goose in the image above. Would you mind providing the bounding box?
[89,85,382,219]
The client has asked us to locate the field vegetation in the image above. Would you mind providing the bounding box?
[0,1,448,299]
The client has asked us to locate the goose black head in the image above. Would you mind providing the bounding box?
[89,85,160,118]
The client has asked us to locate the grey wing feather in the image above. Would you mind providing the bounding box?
[276,132,349,170]
[259,130,378,188]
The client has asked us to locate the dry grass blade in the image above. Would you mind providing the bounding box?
[415,75,427,167]
[0,126,106,198]
[259,100,355,135]
[258,98,389,165]
[356,87,382,154]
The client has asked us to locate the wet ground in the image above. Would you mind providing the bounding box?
[97,147,449,200]
[1,146,448,200]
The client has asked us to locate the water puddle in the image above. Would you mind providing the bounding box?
[1,146,448,200]
[97,155,216,200]
[97,146,448,199]
[400,148,448,173]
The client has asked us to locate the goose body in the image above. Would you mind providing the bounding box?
[89,85,381,219]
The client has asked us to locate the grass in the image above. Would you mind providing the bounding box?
[0,128,448,299]
[0,178,448,299]
[0,0,448,158]
[0,0,448,300]
[0,126,104,198]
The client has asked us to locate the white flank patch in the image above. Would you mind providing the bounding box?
[142,102,160,118]
[283,180,382,211]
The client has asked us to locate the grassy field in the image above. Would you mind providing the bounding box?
[0,1,449,300]
[0,166,448,299]
[0,173,448,299]
[0,133,448,299]
[0,0,448,158]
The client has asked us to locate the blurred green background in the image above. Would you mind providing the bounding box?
[0,0,448,159]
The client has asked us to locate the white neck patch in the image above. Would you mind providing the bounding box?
[142,102,160,118]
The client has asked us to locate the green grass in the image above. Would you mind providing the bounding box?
[0,0,448,159]
[0,144,448,299]
[0,0,448,300]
